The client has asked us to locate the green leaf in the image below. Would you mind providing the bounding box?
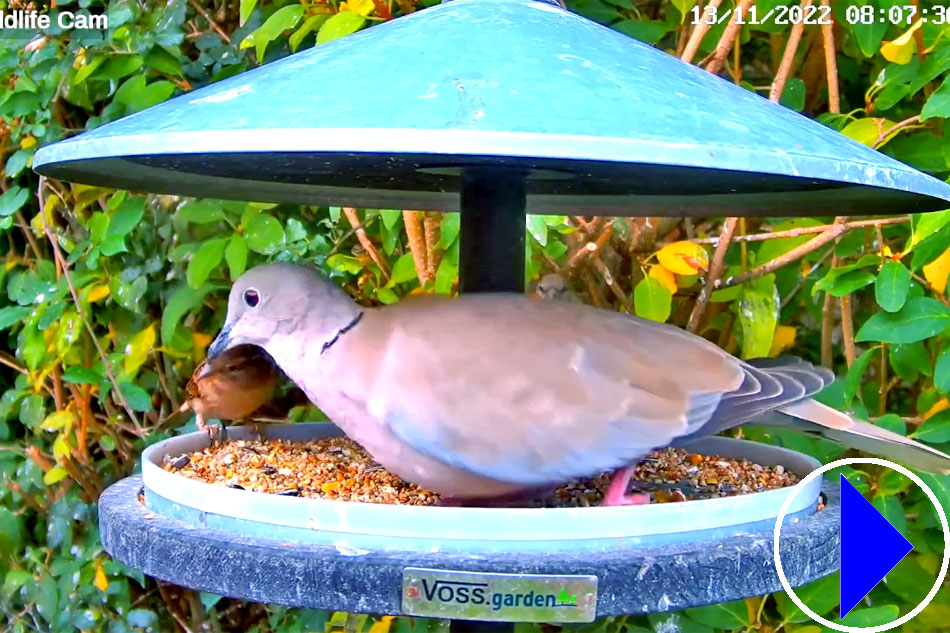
[935,348,950,393]
[239,0,257,25]
[855,297,950,344]
[911,410,950,444]
[391,254,418,285]
[176,200,227,225]
[127,609,158,629]
[72,55,106,84]
[317,11,366,45]
[671,0,697,20]
[875,413,906,435]
[875,260,910,312]
[647,612,713,633]
[327,254,364,275]
[435,242,459,295]
[0,508,22,560]
[0,306,30,330]
[526,215,548,246]
[117,382,153,412]
[89,212,110,244]
[0,186,29,217]
[884,556,929,604]
[225,234,248,281]
[839,605,899,627]
[613,19,671,44]
[776,573,839,623]
[290,14,328,51]
[100,234,129,256]
[186,238,228,289]
[108,197,146,237]
[889,342,930,381]
[684,599,749,629]
[376,287,399,304]
[243,5,306,60]
[128,80,176,113]
[738,274,777,359]
[844,348,877,408]
[380,209,402,231]
[813,267,875,297]
[911,221,950,270]
[633,277,672,323]
[62,366,103,384]
[914,209,950,244]
[440,213,461,249]
[922,75,950,121]
[852,1,889,57]
[96,54,144,81]
[161,283,213,346]
[779,77,806,112]
[244,213,285,254]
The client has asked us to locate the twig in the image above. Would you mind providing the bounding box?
[36,178,142,429]
[14,210,42,261]
[872,115,922,149]
[706,0,755,74]
[780,245,835,309]
[717,222,848,289]
[911,272,950,306]
[590,255,632,312]
[423,212,442,280]
[820,218,846,367]
[403,210,429,285]
[769,0,813,102]
[681,0,724,64]
[879,343,888,413]
[840,294,856,366]
[688,217,908,244]
[0,350,28,376]
[187,0,230,44]
[343,207,390,281]
[688,217,738,333]
[819,0,840,113]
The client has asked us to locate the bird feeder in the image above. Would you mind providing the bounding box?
[33,0,950,625]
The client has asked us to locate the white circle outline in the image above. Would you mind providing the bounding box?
[773,457,950,633]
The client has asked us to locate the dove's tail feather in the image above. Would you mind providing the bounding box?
[772,398,950,474]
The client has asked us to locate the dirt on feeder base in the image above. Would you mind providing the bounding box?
[161,435,801,507]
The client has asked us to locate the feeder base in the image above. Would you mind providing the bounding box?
[99,475,839,618]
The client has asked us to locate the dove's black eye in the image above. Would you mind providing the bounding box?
[243,289,260,307]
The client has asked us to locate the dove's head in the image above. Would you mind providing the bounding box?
[536,273,571,302]
[207,263,360,370]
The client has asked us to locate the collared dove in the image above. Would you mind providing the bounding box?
[177,344,282,442]
[206,263,950,504]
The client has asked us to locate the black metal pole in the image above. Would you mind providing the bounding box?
[459,168,527,293]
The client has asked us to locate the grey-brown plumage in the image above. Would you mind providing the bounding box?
[205,263,950,501]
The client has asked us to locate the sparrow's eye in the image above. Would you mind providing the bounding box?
[244,288,260,307]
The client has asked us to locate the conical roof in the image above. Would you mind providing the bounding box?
[34,0,950,215]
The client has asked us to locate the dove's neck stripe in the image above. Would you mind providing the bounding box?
[320,311,364,355]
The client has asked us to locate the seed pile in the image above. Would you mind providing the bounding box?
[163,436,799,507]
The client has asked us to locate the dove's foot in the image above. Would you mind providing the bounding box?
[196,415,226,446]
[601,465,651,506]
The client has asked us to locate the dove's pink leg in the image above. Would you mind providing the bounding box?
[602,465,651,506]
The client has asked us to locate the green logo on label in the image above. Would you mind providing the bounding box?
[557,589,577,606]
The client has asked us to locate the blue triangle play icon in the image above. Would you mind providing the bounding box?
[840,474,913,618]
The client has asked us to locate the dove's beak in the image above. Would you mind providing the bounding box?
[207,322,233,360]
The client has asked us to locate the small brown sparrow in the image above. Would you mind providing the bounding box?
[179,344,282,443]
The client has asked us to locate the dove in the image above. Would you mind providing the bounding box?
[205,263,950,504]
[534,273,579,303]
[175,344,282,443]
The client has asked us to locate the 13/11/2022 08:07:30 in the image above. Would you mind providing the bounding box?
[690,4,950,25]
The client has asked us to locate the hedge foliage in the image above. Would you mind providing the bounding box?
[3,0,950,631]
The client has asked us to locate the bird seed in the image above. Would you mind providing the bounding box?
[162,436,801,507]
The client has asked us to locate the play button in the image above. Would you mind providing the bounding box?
[839,474,913,618]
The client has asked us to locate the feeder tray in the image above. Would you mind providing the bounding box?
[98,424,839,621]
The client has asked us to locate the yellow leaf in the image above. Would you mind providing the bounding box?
[923,246,950,293]
[41,410,74,431]
[368,616,394,633]
[94,562,109,592]
[43,466,69,485]
[924,397,948,420]
[192,331,213,351]
[769,325,797,357]
[649,265,678,294]
[124,324,156,375]
[340,0,375,15]
[657,241,709,275]
[53,434,71,461]
[86,284,110,303]
[881,19,922,65]
[20,135,37,149]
